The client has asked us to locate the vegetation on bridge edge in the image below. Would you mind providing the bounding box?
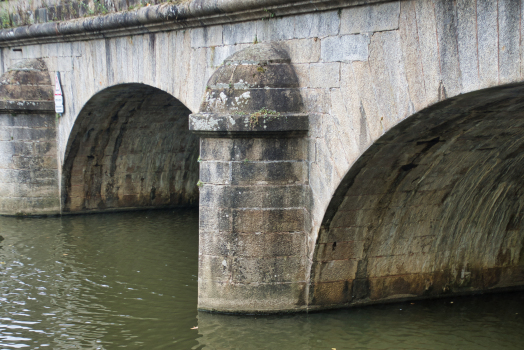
[0,0,192,30]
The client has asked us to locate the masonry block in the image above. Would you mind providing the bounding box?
[192,43,309,313]
[340,1,400,34]
[294,11,340,39]
[321,34,370,62]
[309,62,341,88]
[0,59,59,216]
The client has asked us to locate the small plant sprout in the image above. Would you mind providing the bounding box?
[249,107,280,127]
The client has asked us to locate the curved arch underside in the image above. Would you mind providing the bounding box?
[62,84,199,213]
[311,84,524,308]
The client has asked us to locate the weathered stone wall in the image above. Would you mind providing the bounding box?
[311,85,524,308]
[0,0,189,28]
[0,59,59,215]
[62,84,199,213]
[0,0,524,311]
[197,136,310,313]
[191,44,311,313]
[0,112,59,215]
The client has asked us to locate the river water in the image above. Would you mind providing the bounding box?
[0,209,522,349]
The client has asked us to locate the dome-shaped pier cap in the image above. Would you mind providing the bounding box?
[0,59,54,113]
[190,43,308,137]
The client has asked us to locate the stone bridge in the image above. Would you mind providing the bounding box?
[1,0,523,313]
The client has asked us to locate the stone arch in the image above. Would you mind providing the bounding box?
[309,83,524,309]
[61,83,199,213]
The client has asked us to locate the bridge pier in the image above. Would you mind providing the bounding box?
[1,0,523,314]
[0,59,60,216]
[191,44,311,313]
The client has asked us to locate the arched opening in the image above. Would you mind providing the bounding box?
[310,83,524,308]
[62,84,199,213]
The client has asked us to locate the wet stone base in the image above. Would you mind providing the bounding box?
[196,136,310,314]
[309,266,524,310]
[0,113,60,216]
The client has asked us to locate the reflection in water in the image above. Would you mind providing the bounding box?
[197,292,524,350]
[0,210,200,349]
[0,209,523,349]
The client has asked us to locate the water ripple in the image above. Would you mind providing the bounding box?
[0,209,523,349]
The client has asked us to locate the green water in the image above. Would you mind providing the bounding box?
[0,209,523,349]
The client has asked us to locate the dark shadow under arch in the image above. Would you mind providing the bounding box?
[310,83,524,308]
[62,84,199,213]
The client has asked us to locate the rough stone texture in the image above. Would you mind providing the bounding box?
[62,84,199,213]
[321,35,370,62]
[294,10,340,39]
[191,43,310,313]
[456,0,480,92]
[340,1,400,34]
[257,16,296,43]
[1,0,524,312]
[312,85,524,309]
[434,0,462,97]
[223,22,257,46]
[190,43,308,139]
[0,0,390,46]
[498,0,520,84]
[0,58,59,215]
[477,0,498,87]
[309,62,340,88]
[191,26,224,49]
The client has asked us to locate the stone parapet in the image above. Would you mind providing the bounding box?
[0,0,390,47]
